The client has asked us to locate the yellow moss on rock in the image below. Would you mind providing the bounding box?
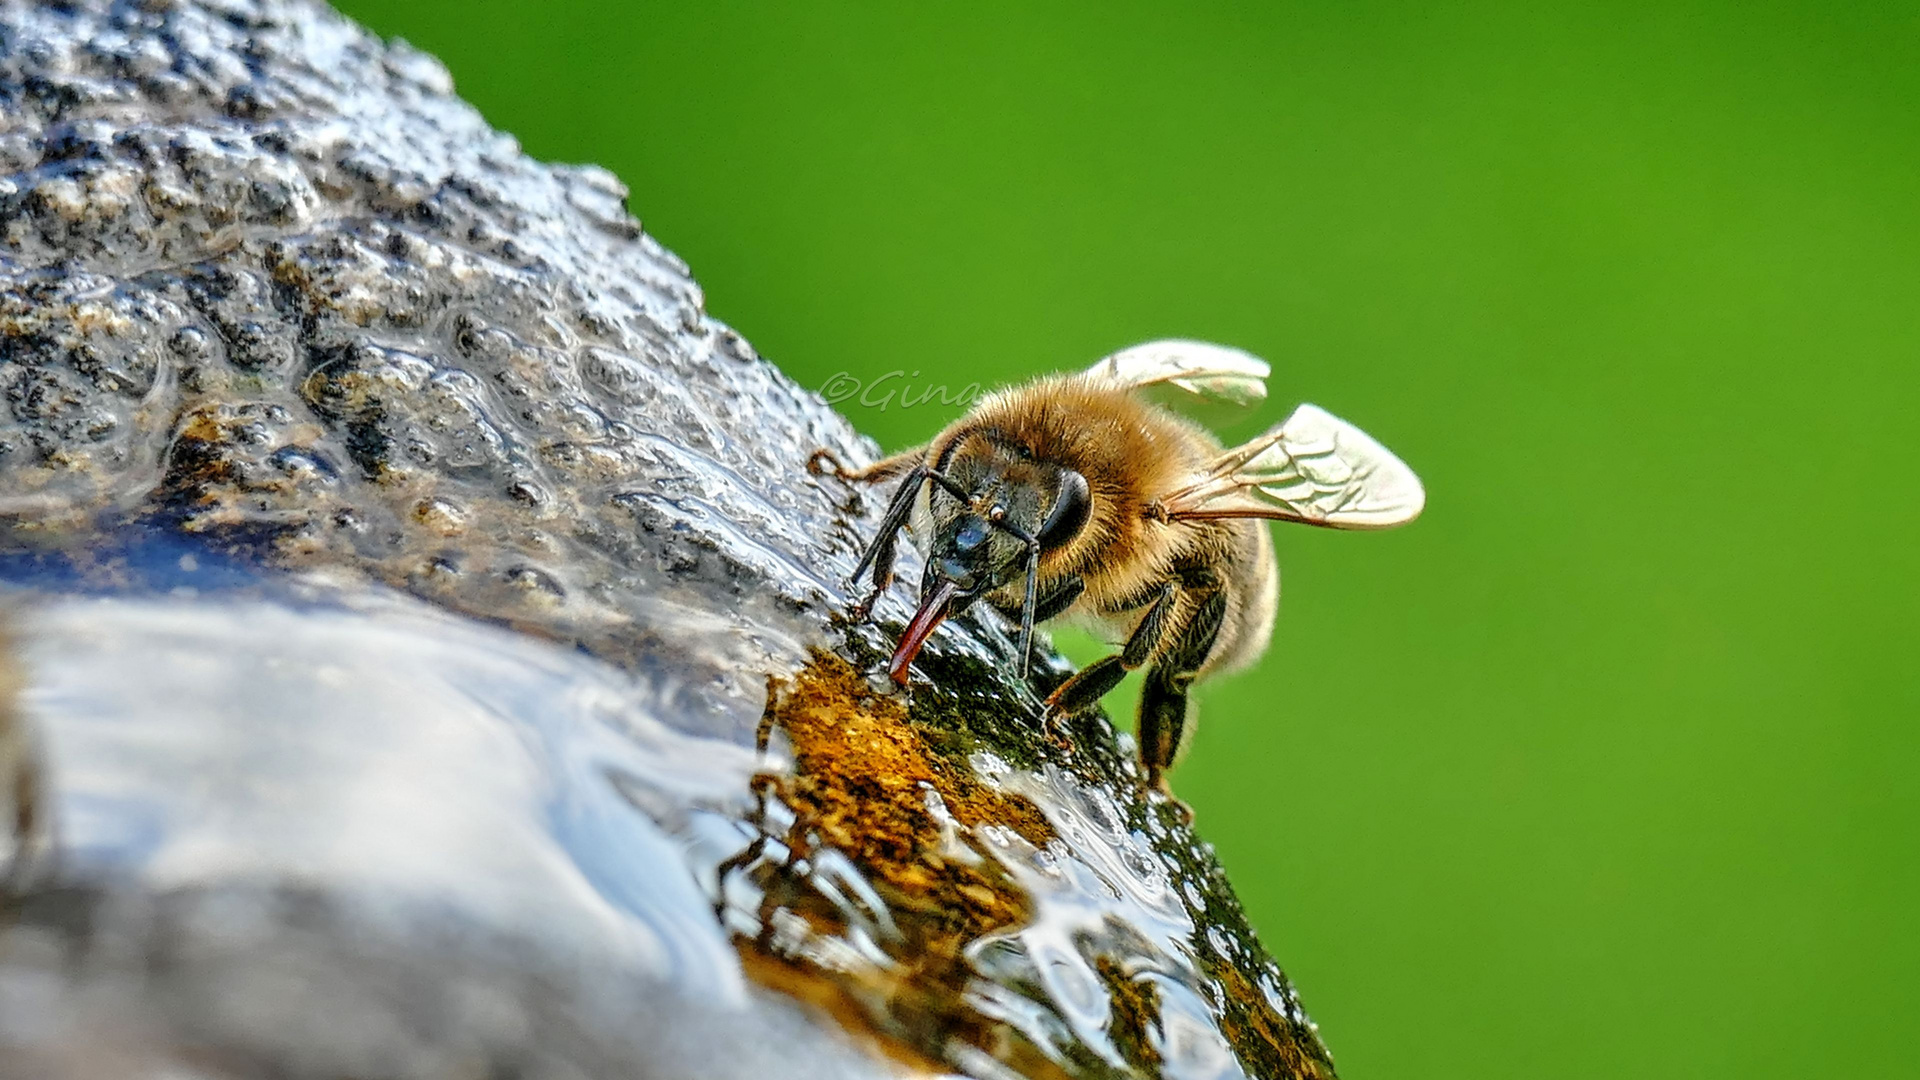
[731,650,1071,1078]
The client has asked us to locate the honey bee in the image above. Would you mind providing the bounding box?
[810,340,1424,806]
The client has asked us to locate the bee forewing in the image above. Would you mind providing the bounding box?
[1082,339,1270,407]
[1164,403,1425,528]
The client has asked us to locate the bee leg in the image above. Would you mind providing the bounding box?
[1120,584,1181,669]
[846,464,928,620]
[1138,587,1227,819]
[1011,575,1086,741]
[808,445,927,484]
[1138,669,1197,819]
[805,448,844,477]
[1043,582,1177,716]
[1044,655,1129,716]
[1017,537,1040,677]
[1032,575,1084,623]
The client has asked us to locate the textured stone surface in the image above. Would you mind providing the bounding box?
[0,2,1336,1078]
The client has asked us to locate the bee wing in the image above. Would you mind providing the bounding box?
[1158,404,1425,529]
[1082,339,1270,407]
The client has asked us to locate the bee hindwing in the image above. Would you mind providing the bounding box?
[1159,404,1425,529]
[1083,339,1270,407]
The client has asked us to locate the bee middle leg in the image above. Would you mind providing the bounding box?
[1043,582,1178,715]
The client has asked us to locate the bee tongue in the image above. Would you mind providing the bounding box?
[888,579,962,686]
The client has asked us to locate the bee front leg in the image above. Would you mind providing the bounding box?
[843,464,927,620]
[1032,575,1085,623]
[813,446,931,620]
[1138,587,1227,819]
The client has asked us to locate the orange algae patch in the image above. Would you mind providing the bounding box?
[767,649,1053,855]
[1212,962,1337,1080]
[728,650,1068,1077]
[1094,957,1164,1073]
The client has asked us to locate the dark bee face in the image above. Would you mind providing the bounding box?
[926,455,1049,594]
[887,438,1091,683]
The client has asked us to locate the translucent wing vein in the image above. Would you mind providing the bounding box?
[1160,404,1425,529]
[1082,339,1270,407]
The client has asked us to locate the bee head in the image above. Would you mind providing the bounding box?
[932,444,1090,592]
[888,438,1091,683]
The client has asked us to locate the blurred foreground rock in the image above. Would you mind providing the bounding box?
[0,2,1336,1077]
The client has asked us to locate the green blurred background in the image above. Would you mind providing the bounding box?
[336,2,1919,1076]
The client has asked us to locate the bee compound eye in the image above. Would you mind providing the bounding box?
[954,516,991,552]
[1038,468,1091,550]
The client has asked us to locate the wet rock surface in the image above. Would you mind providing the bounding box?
[0,2,1336,1078]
